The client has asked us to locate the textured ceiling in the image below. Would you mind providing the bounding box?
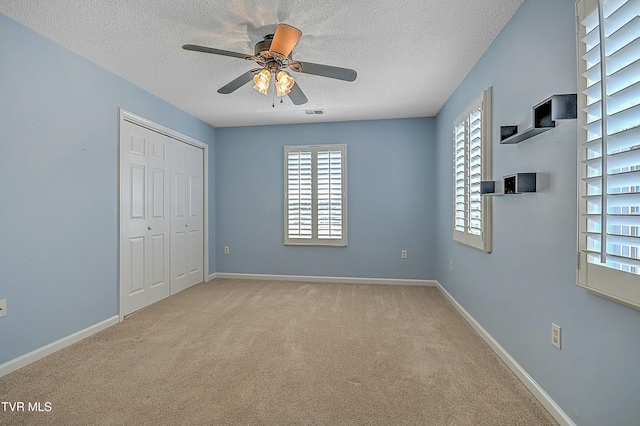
[0,0,524,128]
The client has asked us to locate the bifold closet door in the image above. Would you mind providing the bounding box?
[171,141,204,294]
[119,121,171,316]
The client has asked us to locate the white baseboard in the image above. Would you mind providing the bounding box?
[434,282,575,426]
[214,272,436,287]
[0,315,119,378]
[207,272,217,282]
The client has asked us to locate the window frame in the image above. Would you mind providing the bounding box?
[453,87,493,253]
[284,144,348,247]
[576,0,640,310]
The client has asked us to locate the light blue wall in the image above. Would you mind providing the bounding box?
[215,118,435,279]
[0,14,216,364]
[434,0,640,424]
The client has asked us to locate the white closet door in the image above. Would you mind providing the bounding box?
[146,131,172,302]
[119,121,171,316]
[171,142,204,294]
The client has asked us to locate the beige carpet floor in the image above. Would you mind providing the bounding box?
[0,279,557,425]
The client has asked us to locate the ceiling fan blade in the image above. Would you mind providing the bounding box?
[269,24,302,58]
[217,70,257,94]
[290,61,357,82]
[182,44,253,60]
[287,82,308,105]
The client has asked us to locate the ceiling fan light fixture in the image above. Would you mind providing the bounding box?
[276,71,295,96]
[253,69,271,95]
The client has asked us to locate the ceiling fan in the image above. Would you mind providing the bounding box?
[182,24,357,105]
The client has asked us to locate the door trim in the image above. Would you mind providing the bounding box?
[118,108,209,321]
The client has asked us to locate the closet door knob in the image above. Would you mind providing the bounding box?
[148,226,151,230]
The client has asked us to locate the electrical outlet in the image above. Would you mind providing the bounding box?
[552,323,561,349]
[224,246,230,255]
[0,299,6,318]
[401,250,408,259]
[449,259,453,271]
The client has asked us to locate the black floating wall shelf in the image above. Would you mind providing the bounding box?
[481,181,497,195]
[481,173,537,196]
[504,173,536,194]
[500,94,577,144]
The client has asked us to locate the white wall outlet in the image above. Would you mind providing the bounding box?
[0,299,6,318]
[552,323,561,349]
[401,250,408,259]
[449,259,453,271]
[224,246,230,255]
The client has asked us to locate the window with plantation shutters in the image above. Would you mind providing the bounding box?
[453,88,492,252]
[284,145,347,246]
[577,0,640,309]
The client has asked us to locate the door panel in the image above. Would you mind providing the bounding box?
[151,234,165,287]
[120,121,171,317]
[131,166,145,219]
[186,145,204,286]
[151,169,165,218]
[130,133,145,156]
[189,229,202,273]
[129,237,145,294]
[120,121,149,315]
[175,173,187,218]
[174,231,186,279]
[189,175,201,216]
[171,142,204,294]
[145,131,171,305]
[171,144,189,292]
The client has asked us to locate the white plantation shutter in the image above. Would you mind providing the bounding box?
[284,145,347,246]
[452,88,492,252]
[469,109,483,237]
[577,0,640,309]
[317,149,343,239]
[454,122,467,233]
[287,150,313,239]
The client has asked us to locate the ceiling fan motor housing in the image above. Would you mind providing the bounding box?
[254,35,292,63]
[254,36,274,57]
